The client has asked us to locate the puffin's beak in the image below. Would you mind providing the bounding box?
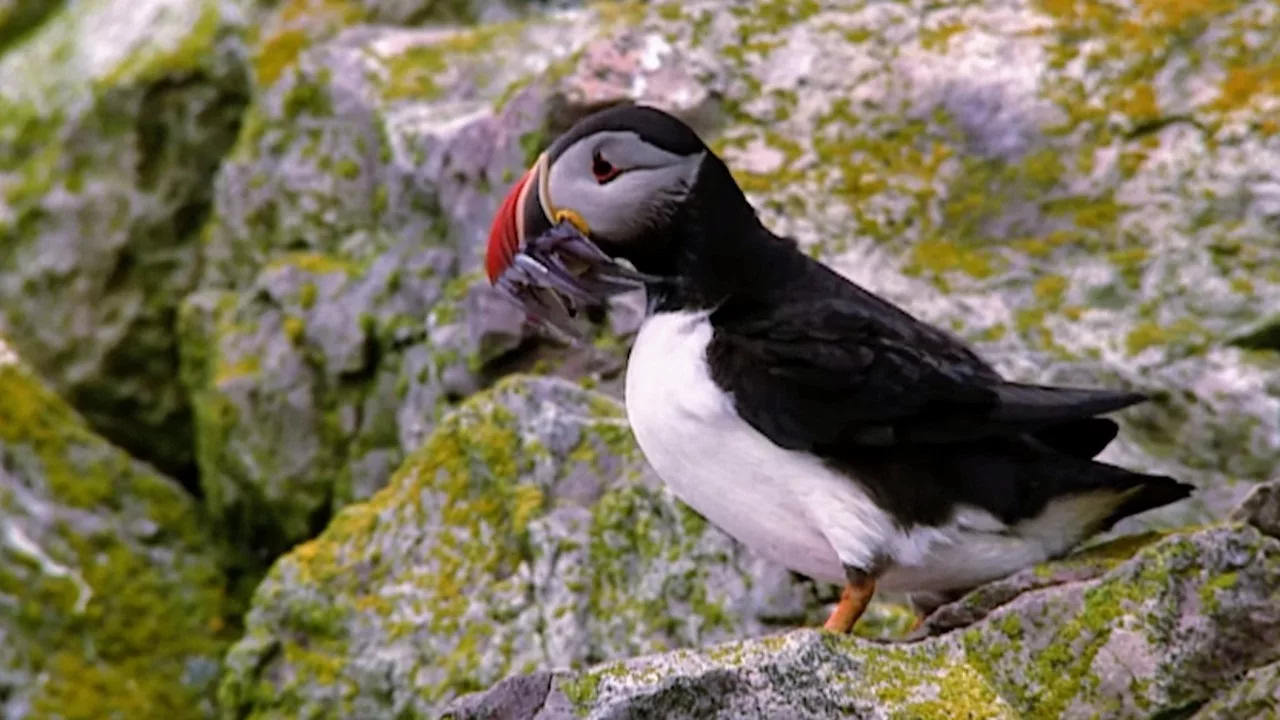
[487,153,593,284]
[486,157,538,285]
[483,154,651,343]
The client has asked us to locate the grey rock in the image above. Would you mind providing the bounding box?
[1230,478,1280,539]
[1194,659,1280,719]
[0,0,253,480]
[442,672,556,720]
[447,523,1280,720]
[0,338,232,718]
[179,241,453,558]
[187,8,729,558]
[217,375,830,718]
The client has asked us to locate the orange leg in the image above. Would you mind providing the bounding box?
[907,610,928,634]
[822,574,876,633]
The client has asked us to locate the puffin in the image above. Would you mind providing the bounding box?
[484,103,1195,634]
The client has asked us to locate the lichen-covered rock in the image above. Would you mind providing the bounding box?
[651,0,1280,527]
[247,0,562,91]
[445,522,1280,720]
[185,9,722,557]
[0,0,253,481]
[178,245,458,563]
[217,375,830,718]
[184,17,574,555]
[1194,659,1280,719]
[201,6,697,291]
[460,0,1280,524]
[202,0,1280,566]
[0,337,234,718]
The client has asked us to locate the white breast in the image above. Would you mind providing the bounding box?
[624,310,894,584]
[623,310,1121,594]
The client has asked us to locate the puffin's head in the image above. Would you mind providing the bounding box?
[485,104,711,287]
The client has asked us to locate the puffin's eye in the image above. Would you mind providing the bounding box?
[591,151,620,184]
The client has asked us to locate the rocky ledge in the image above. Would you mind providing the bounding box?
[447,483,1280,720]
[219,375,1280,719]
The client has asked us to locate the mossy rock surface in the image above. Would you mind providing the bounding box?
[178,246,457,567]
[246,0,559,90]
[217,375,831,718]
[447,519,1280,719]
[199,9,611,291]
[0,338,234,719]
[620,0,1280,526]
[0,0,253,482]
[184,12,647,566]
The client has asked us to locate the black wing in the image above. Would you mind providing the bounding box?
[706,270,1146,453]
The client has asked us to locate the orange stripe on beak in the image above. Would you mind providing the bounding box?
[485,165,535,284]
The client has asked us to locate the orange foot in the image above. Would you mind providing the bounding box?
[907,610,928,634]
[822,575,876,634]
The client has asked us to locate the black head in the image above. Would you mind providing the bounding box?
[486,104,742,284]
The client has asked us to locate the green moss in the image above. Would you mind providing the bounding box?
[379,21,523,102]
[283,315,306,345]
[1197,570,1239,612]
[559,672,602,713]
[0,0,64,55]
[251,0,363,87]
[282,75,334,120]
[1125,317,1209,357]
[98,0,224,86]
[1033,274,1069,307]
[254,27,310,87]
[215,355,261,384]
[267,252,357,276]
[0,364,231,718]
[963,533,1241,717]
[244,376,585,705]
[299,281,318,310]
[907,240,1000,281]
[335,158,361,180]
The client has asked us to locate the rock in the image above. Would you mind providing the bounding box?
[201,0,1280,563]
[0,337,233,718]
[246,0,558,91]
[178,245,457,564]
[184,16,578,558]
[1194,659,1280,719]
[217,375,829,718]
[0,0,253,482]
[476,0,1280,523]
[186,7,725,560]
[446,523,1280,719]
[1229,478,1280,539]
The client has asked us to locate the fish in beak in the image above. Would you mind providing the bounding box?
[485,152,657,342]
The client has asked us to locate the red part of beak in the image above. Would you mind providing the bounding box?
[486,166,535,284]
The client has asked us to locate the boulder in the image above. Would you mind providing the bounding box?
[446,512,1280,719]
[193,0,1280,565]
[0,0,254,482]
[217,376,830,718]
[0,337,234,718]
[185,7,720,559]
[246,0,560,91]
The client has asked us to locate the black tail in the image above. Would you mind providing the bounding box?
[1033,418,1120,459]
[1096,471,1195,532]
